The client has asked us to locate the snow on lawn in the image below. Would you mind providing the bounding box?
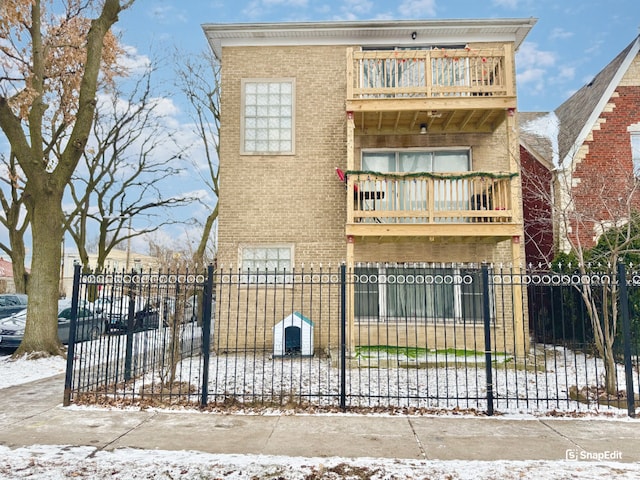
[0,354,67,388]
[104,340,637,416]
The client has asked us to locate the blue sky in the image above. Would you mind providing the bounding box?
[116,0,640,113]
[2,0,640,263]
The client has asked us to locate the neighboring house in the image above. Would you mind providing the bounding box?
[59,248,159,298]
[520,35,640,264]
[203,19,536,356]
[0,257,15,293]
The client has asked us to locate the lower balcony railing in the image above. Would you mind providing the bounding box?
[347,171,515,225]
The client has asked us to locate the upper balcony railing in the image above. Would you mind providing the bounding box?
[346,172,515,225]
[347,46,514,100]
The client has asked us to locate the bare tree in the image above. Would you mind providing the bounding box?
[522,128,640,395]
[64,67,195,271]
[174,50,220,267]
[0,151,29,292]
[556,166,640,395]
[0,0,134,356]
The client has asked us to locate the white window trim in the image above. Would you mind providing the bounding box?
[240,78,296,156]
[628,124,640,177]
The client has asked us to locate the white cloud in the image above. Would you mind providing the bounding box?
[148,5,188,25]
[117,45,152,76]
[585,39,604,56]
[516,42,557,95]
[341,0,374,16]
[517,42,556,68]
[262,0,308,6]
[149,97,180,119]
[492,0,519,8]
[241,0,309,18]
[554,65,575,83]
[549,28,573,41]
[397,0,436,18]
[517,68,547,95]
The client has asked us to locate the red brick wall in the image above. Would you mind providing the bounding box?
[520,145,554,266]
[570,85,640,248]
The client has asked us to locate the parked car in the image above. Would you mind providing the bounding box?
[0,293,28,320]
[0,301,106,351]
[160,294,214,327]
[94,295,160,333]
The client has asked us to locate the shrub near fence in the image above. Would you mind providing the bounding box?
[64,263,639,416]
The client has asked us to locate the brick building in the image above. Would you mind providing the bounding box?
[520,35,640,263]
[203,19,535,355]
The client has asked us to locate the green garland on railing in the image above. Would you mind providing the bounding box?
[345,170,518,181]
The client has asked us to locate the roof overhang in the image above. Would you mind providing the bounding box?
[202,18,537,59]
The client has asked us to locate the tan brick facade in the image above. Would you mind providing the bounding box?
[218,45,348,270]
[213,28,528,357]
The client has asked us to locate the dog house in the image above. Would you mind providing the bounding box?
[273,311,314,357]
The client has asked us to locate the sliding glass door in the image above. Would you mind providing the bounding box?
[361,149,471,221]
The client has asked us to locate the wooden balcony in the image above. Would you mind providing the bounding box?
[344,172,522,239]
[346,45,516,134]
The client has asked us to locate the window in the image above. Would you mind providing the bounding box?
[240,245,293,283]
[242,79,294,154]
[354,265,486,323]
[361,149,471,218]
[630,130,640,177]
[362,149,470,173]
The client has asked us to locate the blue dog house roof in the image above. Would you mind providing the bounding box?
[292,311,313,326]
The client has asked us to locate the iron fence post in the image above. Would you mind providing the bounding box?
[482,264,494,416]
[617,261,636,417]
[200,264,214,407]
[124,287,135,382]
[340,263,347,411]
[63,263,82,406]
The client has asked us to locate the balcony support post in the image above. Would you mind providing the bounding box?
[346,112,356,355]
[346,235,355,355]
[505,108,526,359]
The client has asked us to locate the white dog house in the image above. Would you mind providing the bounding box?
[273,311,314,357]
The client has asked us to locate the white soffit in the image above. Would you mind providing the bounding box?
[203,18,537,58]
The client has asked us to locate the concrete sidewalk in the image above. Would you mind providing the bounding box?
[0,375,638,463]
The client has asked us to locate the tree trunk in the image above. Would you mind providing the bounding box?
[14,191,65,357]
[193,204,217,267]
[603,347,618,396]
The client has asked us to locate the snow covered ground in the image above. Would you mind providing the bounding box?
[2,353,640,479]
[2,444,640,480]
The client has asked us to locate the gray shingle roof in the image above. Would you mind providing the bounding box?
[554,37,638,163]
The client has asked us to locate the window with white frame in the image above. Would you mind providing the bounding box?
[630,128,640,177]
[240,245,293,283]
[354,265,487,323]
[241,79,294,155]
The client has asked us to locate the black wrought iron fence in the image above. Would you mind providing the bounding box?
[63,263,639,417]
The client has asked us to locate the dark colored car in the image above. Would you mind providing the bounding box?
[0,293,28,320]
[98,297,160,333]
[105,304,160,332]
[0,303,106,350]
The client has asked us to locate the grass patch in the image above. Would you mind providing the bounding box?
[354,345,512,365]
